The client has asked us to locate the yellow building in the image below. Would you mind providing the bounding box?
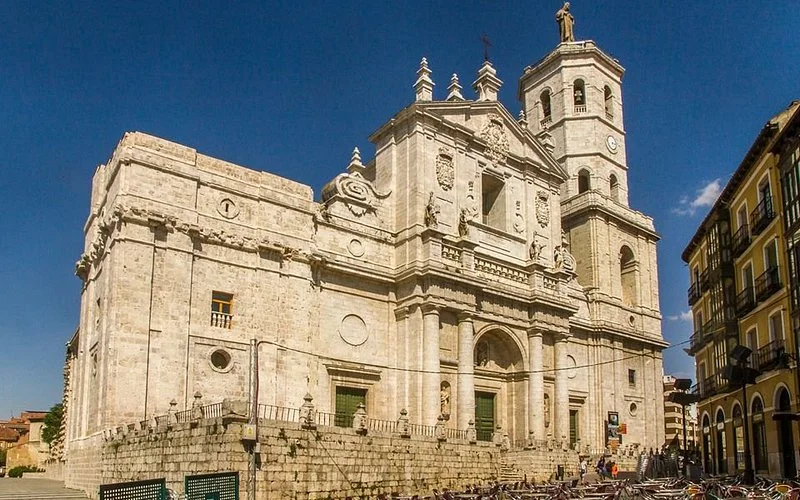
[683,101,800,479]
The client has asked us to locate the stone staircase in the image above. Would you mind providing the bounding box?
[0,494,88,500]
[498,458,525,482]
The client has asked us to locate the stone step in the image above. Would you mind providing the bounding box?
[0,495,88,500]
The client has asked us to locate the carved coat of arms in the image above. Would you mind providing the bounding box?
[436,148,454,190]
[479,115,509,165]
[536,190,550,228]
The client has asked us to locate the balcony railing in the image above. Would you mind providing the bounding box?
[754,266,781,302]
[210,311,233,329]
[574,104,587,114]
[756,338,787,372]
[700,268,710,292]
[693,374,719,400]
[731,223,751,258]
[689,329,705,353]
[750,196,775,235]
[688,281,702,305]
[540,116,552,128]
[735,286,756,316]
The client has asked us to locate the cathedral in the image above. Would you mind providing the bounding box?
[64,16,666,471]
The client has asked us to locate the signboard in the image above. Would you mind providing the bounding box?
[606,411,621,446]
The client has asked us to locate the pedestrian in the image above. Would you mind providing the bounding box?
[579,457,587,480]
[596,456,606,477]
[611,462,618,479]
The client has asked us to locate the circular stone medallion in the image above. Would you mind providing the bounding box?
[348,239,365,257]
[339,314,368,346]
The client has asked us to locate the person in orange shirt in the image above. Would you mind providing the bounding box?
[611,462,619,479]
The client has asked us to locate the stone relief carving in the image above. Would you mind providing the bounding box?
[321,171,391,216]
[424,192,440,228]
[435,147,455,191]
[513,201,525,233]
[553,230,576,275]
[440,381,451,418]
[479,114,510,166]
[536,190,550,228]
[463,181,479,221]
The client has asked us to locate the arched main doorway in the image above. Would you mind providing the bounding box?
[777,388,797,478]
[473,327,526,443]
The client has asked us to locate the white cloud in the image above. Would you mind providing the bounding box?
[672,179,723,216]
[667,310,692,322]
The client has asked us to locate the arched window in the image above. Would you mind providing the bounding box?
[578,169,591,193]
[610,174,619,202]
[702,414,712,473]
[573,79,586,107]
[604,85,613,119]
[620,246,638,306]
[715,409,727,474]
[540,89,552,125]
[752,396,767,471]
[732,404,743,471]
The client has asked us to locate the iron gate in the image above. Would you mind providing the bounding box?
[185,472,239,500]
[99,478,167,500]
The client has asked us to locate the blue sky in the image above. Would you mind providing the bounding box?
[0,1,798,418]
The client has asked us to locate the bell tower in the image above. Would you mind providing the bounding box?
[518,40,628,205]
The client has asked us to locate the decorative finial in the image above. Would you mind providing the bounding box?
[414,57,435,102]
[446,73,464,101]
[347,146,365,174]
[518,110,528,129]
[472,60,503,102]
[556,2,575,43]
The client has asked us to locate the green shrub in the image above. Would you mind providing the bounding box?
[8,466,42,478]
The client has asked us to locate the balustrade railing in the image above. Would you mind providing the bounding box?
[210,311,233,329]
[750,195,775,235]
[574,104,587,114]
[688,281,701,305]
[441,245,462,263]
[257,404,300,422]
[474,257,527,283]
[731,223,751,258]
[540,116,552,128]
[735,286,756,316]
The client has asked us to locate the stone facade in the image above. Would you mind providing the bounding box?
[64,39,666,495]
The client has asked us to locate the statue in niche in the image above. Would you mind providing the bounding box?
[475,341,489,367]
[458,208,470,237]
[554,231,576,274]
[555,2,575,43]
[529,232,544,261]
[440,382,451,418]
[424,192,440,228]
[544,393,551,428]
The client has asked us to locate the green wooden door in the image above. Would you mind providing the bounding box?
[335,386,366,427]
[475,392,495,441]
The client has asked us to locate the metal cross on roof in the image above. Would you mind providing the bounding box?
[481,34,492,62]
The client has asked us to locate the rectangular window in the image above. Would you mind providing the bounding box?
[481,174,506,230]
[764,239,779,270]
[746,328,758,351]
[737,205,749,233]
[628,369,636,387]
[769,311,784,342]
[211,291,233,329]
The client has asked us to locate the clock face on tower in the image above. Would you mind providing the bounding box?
[606,135,618,154]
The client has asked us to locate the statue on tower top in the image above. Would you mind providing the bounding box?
[556,2,575,43]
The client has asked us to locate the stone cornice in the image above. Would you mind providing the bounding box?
[560,190,659,240]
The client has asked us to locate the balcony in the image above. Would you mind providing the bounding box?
[700,268,710,292]
[688,329,704,354]
[750,196,775,236]
[735,286,756,316]
[688,281,701,305]
[540,116,552,128]
[692,374,719,400]
[210,311,233,329]
[731,223,751,258]
[755,338,787,372]
[574,104,587,114]
[754,266,782,302]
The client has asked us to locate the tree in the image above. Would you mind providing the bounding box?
[41,403,63,445]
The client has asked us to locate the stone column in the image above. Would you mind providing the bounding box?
[553,333,570,443]
[528,329,545,441]
[457,312,475,430]
[421,304,441,425]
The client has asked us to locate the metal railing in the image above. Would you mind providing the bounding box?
[257,404,300,422]
[731,223,751,258]
[756,338,787,372]
[688,281,701,305]
[735,286,756,316]
[750,195,775,235]
[754,266,781,302]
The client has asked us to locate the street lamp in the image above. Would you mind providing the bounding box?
[668,378,700,477]
[724,345,760,486]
